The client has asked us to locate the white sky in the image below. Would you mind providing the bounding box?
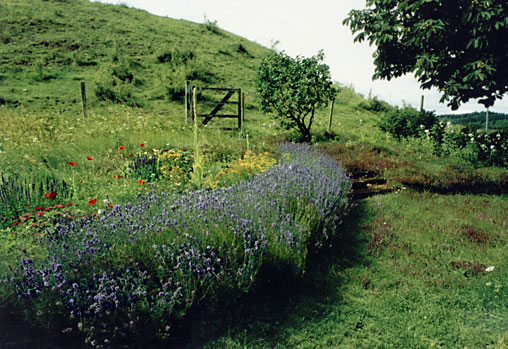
[93,0,508,115]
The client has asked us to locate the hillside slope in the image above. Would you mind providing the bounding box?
[0,0,271,115]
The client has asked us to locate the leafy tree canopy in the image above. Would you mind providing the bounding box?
[344,0,508,110]
[257,50,336,141]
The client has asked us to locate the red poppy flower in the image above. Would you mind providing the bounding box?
[108,203,114,208]
[43,191,57,199]
[118,146,124,150]
[68,161,77,167]
[86,156,93,161]
[138,179,146,185]
[35,206,44,211]
[35,211,45,217]
[140,143,145,147]
[113,175,121,179]
[66,202,72,206]
[88,198,97,205]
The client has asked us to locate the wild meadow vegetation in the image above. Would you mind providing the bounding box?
[1,0,507,348]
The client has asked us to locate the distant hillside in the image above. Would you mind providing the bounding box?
[0,0,271,115]
[439,111,508,130]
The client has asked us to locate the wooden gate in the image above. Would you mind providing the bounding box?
[185,82,244,129]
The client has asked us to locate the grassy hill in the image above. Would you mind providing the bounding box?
[0,0,270,115]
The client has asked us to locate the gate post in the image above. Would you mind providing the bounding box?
[185,81,192,124]
[237,88,242,129]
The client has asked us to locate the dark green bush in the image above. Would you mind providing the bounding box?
[157,49,194,65]
[95,82,143,107]
[185,68,216,83]
[378,105,438,140]
[111,65,134,83]
[358,97,394,114]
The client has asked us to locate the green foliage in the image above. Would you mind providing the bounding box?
[439,111,508,130]
[257,50,337,141]
[378,105,508,167]
[156,48,195,65]
[95,81,143,107]
[344,0,508,109]
[378,105,438,140]
[202,16,222,35]
[357,96,395,114]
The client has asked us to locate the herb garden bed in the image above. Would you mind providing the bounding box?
[2,143,352,347]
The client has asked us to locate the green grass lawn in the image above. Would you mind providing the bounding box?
[202,192,508,348]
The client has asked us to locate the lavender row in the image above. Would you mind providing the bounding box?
[10,143,351,343]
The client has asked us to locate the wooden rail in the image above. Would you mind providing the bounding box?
[185,82,243,129]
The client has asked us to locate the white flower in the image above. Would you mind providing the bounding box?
[490,145,495,150]
[485,266,495,272]
[424,129,430,134]
[468,133,474,137]
[446,121,452,127]
[420,124,425,129]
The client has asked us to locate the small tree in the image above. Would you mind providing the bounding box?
[257,51,337,141]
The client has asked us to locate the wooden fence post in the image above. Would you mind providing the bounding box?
[241,92,245,126]
[420,95,424,112]
[328,98,335,133]
[80,81,87,119]
[237,89,242,129]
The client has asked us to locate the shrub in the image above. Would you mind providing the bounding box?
[165,86,186,102]
[156,49,194,65]
[185,68,216,84]
[358,97,394,114]
[202,17,222,35]
[378,105,438,140]
[111,65,133,83]
[95,81,143,107]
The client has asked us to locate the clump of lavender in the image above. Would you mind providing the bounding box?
[0,173,72,229]
[126,153,162,182]
[9,143,351,345]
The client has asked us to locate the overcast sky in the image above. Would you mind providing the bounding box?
[94,0,508,115]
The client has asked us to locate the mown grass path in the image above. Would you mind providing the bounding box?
[202,191,508,348]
